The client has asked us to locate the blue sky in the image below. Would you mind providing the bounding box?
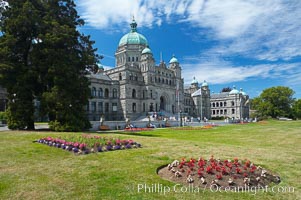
[76,0,301,99]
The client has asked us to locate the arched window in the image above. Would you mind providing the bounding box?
[119,73,122,80]
[132,57,135,62]
[213,103,215,107]
[224,102,227,106]
[104,88,109,98]
[220,102,223,107]
[169,80,171,85]
[232,109,235,114]
[132,103,136,112]
[98,88,103,98]
[91,87,96,97]
[128,57,131,62]
[132,89,136,98]
[113,88,117,98]
[231,101,235,106]
[136,57,138,62]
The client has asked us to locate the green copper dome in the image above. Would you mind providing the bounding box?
[97,62,104,70]
[229,86,239,95]
[191,77,198,85]
[142,47,152,54]
[169,55,179,64]
[119,19,148,46]
[202,80,208,87]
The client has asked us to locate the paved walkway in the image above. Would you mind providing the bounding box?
[0,124,49,131]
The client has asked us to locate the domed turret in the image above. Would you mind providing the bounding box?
[229,86,239,95]
[191,77,198,85]
[201,80,208,87]
[118,18,148,46]
[240,88,247,96]
[169,55,178,64]
[142,47,152,54]
[97,62,104,72]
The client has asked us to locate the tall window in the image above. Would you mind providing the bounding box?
[143,103,145,112]
[105,103,109,112]
[104,89,109,98]
[91,102,96,112]
[132,89,136,98]
[224,102,227,106]
[113,89,117,98]
[112,103,117,112]
[98,102,103,113]
[119,73,122,80]
[231,101,235,106]
[232,109,235,114]
[132,103,136,112]
[98,88,103,98]
[91,87,96,97]
[150,90,153,99]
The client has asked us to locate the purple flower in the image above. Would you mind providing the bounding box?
[106,145,113,151]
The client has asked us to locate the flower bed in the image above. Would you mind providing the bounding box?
[158,156,281,190]
[124,127,154,132]
[36,134,142,154]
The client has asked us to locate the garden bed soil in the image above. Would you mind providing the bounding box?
[157,157,281,190]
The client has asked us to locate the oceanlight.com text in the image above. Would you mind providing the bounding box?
[137,183,295,195]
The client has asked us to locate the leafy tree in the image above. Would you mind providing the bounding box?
[0,0,99,131]
[252,86,295,118]
[221,87,231,92]
[292,99,301,119]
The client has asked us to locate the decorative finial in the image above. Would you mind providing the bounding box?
[130,16,137,32]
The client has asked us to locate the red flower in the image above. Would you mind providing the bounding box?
[206,166,213,174]
[236,167,241,174]
[216,174,223,180]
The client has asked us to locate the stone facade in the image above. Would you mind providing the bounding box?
[86,19,249,122]
[86,19,186,121]
[210,87,250,119]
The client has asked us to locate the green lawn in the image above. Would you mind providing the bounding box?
[0,120,300,200]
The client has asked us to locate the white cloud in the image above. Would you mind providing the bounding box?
[78,0,301,61]
[181,58,301,87]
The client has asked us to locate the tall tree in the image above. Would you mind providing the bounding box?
[292,99,301,119]
[0,0,99,131]
[0,0,43,129]
[252,86,295,118]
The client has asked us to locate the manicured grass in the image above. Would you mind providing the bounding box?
[0,120,300,200]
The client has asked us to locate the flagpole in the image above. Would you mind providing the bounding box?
[177,81,180,127]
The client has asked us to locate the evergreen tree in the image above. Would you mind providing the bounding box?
[0,0,99,131]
